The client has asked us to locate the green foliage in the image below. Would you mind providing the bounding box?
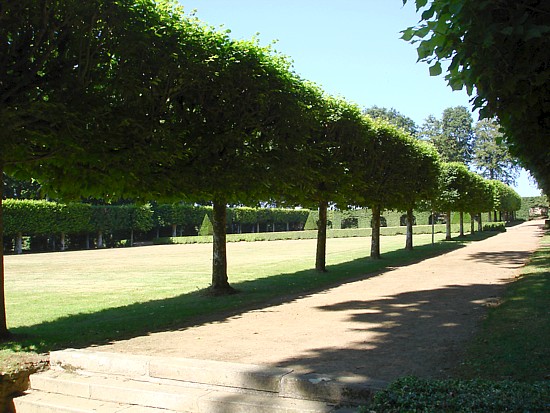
[422,106,474,165]
[517,196,549,221]
[434,162,472,213]
[285,94,370,209]
[2,174,42,199]
[155,224,456,245]
[304,211,319,231]
[198,214,213,236]
[90,204,153,233]
[482,222,506,233]
[352,118,439,213]
[1,199,473,244]
[473,118,520,185]
[3,200,58,235]
[489,180,522,213]
[229,207,309,226]
[368,376,550,413]
[2,200,154,237]
[363,106,417,136]
[402,0,550,194]
[56,203,94,234]
[466,173,494,214]
[153,203,210,231]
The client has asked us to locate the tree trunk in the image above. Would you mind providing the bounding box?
[478,212,483,232]
[60,232,66,251]
[85,233,90,250]
[171,224,177,237]
[16,232,23,254]
[493,211,497,222]
[371,205,381,259]
[97,231,103,248]
[315,200,328,272]
[459,211,465,237]
[0,170,10,338]
[130,229,134,247]
[405,208,414,251]
[431,210,435,245]
[470,215,475,234]
[209,199,236,295]
[445,211,452,240]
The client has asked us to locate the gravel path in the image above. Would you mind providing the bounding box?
[94,220,544,383]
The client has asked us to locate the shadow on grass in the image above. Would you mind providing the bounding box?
[1,233,493,354]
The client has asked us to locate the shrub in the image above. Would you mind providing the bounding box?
[366,376,550,413]
[198,214,213,236]
[303,211,318,230]
[483,222,506,232]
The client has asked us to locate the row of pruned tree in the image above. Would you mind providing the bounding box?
[0,0,520,337]
[435,163,522,240]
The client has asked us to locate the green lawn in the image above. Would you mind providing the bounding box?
[456,232,550,382]
[2,232,469,357]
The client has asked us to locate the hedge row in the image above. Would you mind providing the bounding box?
[154,224,460,245]
[2,200,154,236]
[2,200,310,237]
[1,198,513,251]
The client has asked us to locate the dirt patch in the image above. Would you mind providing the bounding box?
[0,352,48,412]
[95,221,544,383]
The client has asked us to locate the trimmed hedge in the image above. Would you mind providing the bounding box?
[3,200,97,235]
[154,224,459,245]
[2,198,486,251]
[483,222,506,232]
[366,376,550,413]
[198,214,213,236]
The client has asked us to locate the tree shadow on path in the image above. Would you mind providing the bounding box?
[273,282,509,382]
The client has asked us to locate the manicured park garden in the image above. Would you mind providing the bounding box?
[1,226,548,412]
[1,0,548,410]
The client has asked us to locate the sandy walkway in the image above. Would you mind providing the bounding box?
[94,220,544,383]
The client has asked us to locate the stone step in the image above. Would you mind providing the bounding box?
[14,371,337,413]
[13,390,174,413]
[50,349,292,394]
[48,349,384,404]
[13,349,383,412]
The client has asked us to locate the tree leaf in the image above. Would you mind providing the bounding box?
[429,62,442,76]
[401,27,415,41]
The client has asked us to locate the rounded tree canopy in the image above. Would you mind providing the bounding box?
[434,162,472,213]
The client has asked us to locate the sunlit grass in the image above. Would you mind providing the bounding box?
[457,232,550,381]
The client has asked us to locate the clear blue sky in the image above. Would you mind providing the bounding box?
[177,0,541,197]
